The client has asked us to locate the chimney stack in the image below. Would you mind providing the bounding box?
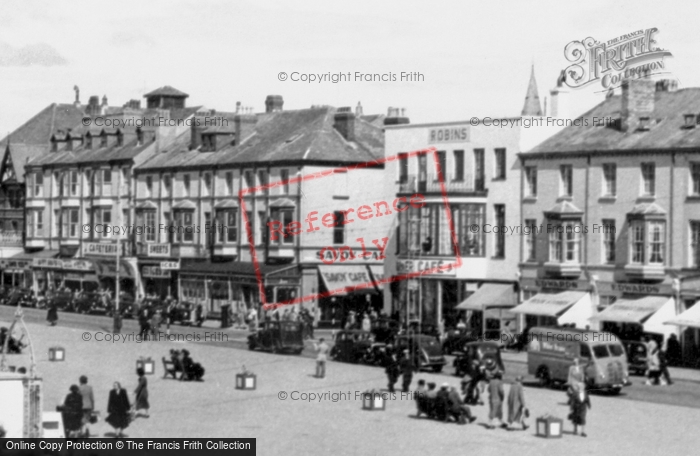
[87,96,100,117]
[234,109,257,146]
[383,107,410,126]
[333,107,355,142]
[123,99,141,109]
[620,79,655,132]
[265,95,284,113]
[655,79,679,92]
[355,102,364,117]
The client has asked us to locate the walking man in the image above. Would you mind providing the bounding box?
[78,376,94,436]
[383,345,400,393]
[400,349,416,393]
[487,371,506,429]
[314,338,329,378]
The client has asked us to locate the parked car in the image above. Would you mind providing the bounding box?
[395,334,447,372]
[623,340,648,376]
[442,329,502,355]
[248,321,304,354]
[47,290,74,311]
[453,341,505,378]
[2,287,34,308]
[330,330,384,365]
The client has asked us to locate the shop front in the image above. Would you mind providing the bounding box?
[0,257,32,289]
[516,278,594,330]
[591,295,678,341]
[456,283,518,335]
[30,256,63,293]
[91,258,138,297]
[178,260,300,318]
[58,259,100,292]
[317,264,379,328]
[140,263,175,299]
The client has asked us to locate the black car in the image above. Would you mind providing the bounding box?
[330,330,384,365]
[47,290,74,311]
[395,334,447,372]
[442,329,502,355]
[453,341,505,378]
[371,318,400,344]
[248,321,304,354]
[624,340,648,376]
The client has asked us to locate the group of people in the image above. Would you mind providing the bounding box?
[59,372,149,438]
[169,349,206,381]
[412,373,529,430]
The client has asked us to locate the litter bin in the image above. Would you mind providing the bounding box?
[221,304,231,329]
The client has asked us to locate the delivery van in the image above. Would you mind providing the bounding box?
[527,327,629,394]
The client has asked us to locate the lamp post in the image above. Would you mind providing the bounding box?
[113,185,121,335]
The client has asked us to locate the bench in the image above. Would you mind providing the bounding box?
[162,357,180,379]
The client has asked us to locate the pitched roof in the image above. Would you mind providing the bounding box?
[6,144,49,182]
[137,107,385,171]
[628,202,667,216]
[544,200,584,215]
[522,65,543,116]
[528,88,700,155]
[144,86,189,98]
[27,137,152,167]
[0,103,86,146]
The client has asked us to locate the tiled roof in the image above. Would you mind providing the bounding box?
[27,137,152,167]
[6,144,49,182]
[137,107,385,171]
[528,88,700,154]
[544,201,583,214]
[628,202,667,215]
[0,103,85,146]
[144,86,189,98]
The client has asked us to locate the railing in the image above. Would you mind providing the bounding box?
[0,230,23,247]
[399,174,483,194]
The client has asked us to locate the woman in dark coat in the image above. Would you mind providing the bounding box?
[62,385,84,436]
[106,382,131,437]
[47,301,58,326]
[507,376,528,430]
[134,368,150,418]
[569,388,591,437]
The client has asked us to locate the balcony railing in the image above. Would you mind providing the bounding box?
[398,174,484,194]
[0,230,23,247]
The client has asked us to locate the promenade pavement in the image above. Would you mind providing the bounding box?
[2,317,699,456]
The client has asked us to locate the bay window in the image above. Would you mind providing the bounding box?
[628,219,666,266]
[216,209,238,243]
[174,210,194,243]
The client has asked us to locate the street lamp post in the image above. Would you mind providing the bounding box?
[113,186,121,335]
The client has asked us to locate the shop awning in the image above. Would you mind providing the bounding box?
[11,250,59,260]
[318,265,377,295]
[92,259,136,279]
[367,265,384,291]
[456,283,517,310]
[512,291,592,329]
[592,296,678,337]
[665,301,700,329]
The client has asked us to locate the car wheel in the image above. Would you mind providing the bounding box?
[432,365,443,373]
[536,366,551,388]
[610,386,622,395]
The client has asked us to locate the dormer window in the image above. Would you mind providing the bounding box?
[201,134,216,152]
[85,134,93,150]
[100,133,108,148]
[638,117,650,131]
[683,114,696,129]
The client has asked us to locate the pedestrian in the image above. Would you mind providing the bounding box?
[150,310,161,339]
[400,349,415,392]
[47,300,58,326]
[138,306,151,340]
[314,338,329,378]
[61,385,83,437]
[507,376,529,430]
[78,376,95,436]
[415,379,427,417]
[659,336,674,385]
[568,387,591,437]
[383,345,400,393]
[645,339,662,386]
[362,313,371,332]
[106,382,131,438]
[134,368,150,418]
[666,333,682,367]
[487,372,506,429]
[567,357,586,404]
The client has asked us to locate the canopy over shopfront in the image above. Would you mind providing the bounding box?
[456,283,517,310]
[591,296,678,337]
[511,291,592,328]
[367,265,385,291]
[664,301,700,329]
[318,265,377,296]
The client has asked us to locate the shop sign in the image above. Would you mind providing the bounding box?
[61,259,95,271]
[396,259,456,277]
[598,281,673,296]
[32,258,63,269]
[521,278,589,291]
[160,260,180,270]
[428,125,469,144]
[83,242,121,257]
[148,244,171,257]
[142,266,171,278]
[4,260,31,271]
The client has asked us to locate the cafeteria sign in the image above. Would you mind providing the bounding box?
[84,242,121,256]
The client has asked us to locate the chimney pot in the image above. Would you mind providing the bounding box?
[383,106,410,126]
[265,95,284,113]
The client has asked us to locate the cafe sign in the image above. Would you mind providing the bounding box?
[396,259,456,277]
[148,244,171,257]
[83,242,121,257]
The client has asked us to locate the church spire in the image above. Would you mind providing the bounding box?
[522,64,543,116]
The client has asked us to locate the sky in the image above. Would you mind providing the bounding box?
[0,0,699,135]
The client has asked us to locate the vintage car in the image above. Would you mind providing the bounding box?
[248,321,305,354]
[453,341,505,378]
[47,290,74,311]
[395,334,447,372]
[442,329,502,355]
[330,330,385,365]
[624,340,648,376]
[371,318,401,344]
[1,288,34,308]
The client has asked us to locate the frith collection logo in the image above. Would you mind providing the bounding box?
[562,27,673,90]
